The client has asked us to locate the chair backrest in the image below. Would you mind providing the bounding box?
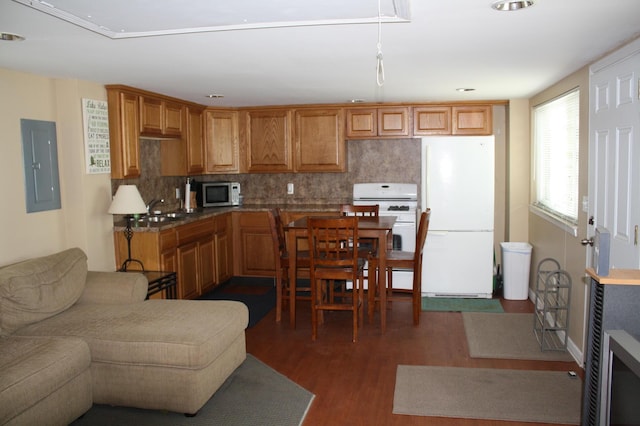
[340,204,379,217]
[408,209,431,294]
[307,216,359,272]
[414,209,431,264]
[267,208,287,262]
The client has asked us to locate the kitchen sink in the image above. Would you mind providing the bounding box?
[138,211,186,223]
[164,212,185,219]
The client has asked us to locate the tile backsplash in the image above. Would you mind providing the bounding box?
[111,138,421,211]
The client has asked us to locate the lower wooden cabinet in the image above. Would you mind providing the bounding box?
[114,215,227,299]
[177,241,200,299]
[214,213,233,283]
[198,235,216,295]
[233,212,274,276]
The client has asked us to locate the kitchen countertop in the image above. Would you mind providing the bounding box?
[113,203,342,232]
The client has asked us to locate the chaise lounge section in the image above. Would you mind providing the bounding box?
[0,248,249,425]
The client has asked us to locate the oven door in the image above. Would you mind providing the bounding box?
[391,221,416,252]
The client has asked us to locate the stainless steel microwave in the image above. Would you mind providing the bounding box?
[199,182,241,207]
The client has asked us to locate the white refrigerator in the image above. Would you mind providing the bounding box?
[420,136,495,298]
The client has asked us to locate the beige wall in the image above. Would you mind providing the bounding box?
[506,99,530,244]
[527,66,590,360]
[0,68,115,271]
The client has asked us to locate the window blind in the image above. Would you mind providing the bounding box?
[533,89,580,223]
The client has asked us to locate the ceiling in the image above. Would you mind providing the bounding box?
[1,0,640,108]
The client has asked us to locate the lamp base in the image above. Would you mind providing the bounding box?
[119,258,145,272]
[120,216,145,272]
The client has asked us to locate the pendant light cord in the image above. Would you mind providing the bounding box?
[376,0,385,87]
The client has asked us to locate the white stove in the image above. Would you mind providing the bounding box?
[353,183,418,290]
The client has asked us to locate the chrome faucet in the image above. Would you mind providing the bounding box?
[146,199,164,214]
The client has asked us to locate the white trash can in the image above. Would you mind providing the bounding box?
[500,242,532,300]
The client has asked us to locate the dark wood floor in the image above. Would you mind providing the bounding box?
[245,291,583,426]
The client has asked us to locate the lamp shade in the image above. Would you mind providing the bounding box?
[108,185,147,215]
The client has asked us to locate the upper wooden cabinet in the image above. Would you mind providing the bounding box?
[160,105,204,176]
[185,106,205,174]
[107,89,141,179]
[139,96,184,138]
[346,107,410,138]
[244,109,293,172]
[204,110,240,174]
[413,104,493,136]
[294,108,345,172]
[413,106,451,135]
[452,105,492,135]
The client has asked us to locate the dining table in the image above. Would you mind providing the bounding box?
[284,215,397,332]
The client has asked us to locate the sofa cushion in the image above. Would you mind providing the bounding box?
[0,248,88,336]
[0,335,92,425]
[15,299,249,369]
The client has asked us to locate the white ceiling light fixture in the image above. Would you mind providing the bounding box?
[491,0,535,11]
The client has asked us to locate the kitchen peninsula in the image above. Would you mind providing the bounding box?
[113,205,341,299]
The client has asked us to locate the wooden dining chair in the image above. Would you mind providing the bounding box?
[368,209,431,326]
[339,204,379,294]
[267,208,310,324]
[340,204,379,217]
[307,216,365,342]
[340,204,380,253]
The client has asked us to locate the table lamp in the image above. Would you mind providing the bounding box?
[108,184,147,271]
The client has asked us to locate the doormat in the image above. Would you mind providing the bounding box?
[393,365,581,424]
[463,313,574,361]
[199,277,276,327]
[421,297,504,313]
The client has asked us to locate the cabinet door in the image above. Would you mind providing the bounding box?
[378,107,410,137]
[215,214,233,283]
[164,101,184,137]
[204,110,239,173]
[345,108,377,138]
[294,108,345,172]
[199,236,216,294]
[215,232,232,283]
[177,241,199,299]
[413,106,452,135]
[452,105,493,135]
[234,212,275,276]
[139,96,163,135]
[186,106,205,174]
[246,110,293,172]
[108,90,141,178]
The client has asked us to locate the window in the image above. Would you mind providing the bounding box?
[532,89,580,226]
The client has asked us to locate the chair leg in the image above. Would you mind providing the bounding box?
[275,276,282,323]
[311,278,319,341]
[358,274,364,327]
[352,276,359,343]
[387,268,393,305]
[368,262,377,324]
[413,273,422,325]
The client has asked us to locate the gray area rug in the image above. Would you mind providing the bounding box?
[394,365,581,424]
[72,354,314,426]
[463,312,575,361]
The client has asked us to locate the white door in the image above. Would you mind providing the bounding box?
[588,41,640,269]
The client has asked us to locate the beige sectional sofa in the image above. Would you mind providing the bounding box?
[0,248,249,425]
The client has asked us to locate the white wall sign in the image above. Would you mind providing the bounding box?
[82,98,111,174]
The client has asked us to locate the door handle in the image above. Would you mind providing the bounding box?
[581,238,594,246]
